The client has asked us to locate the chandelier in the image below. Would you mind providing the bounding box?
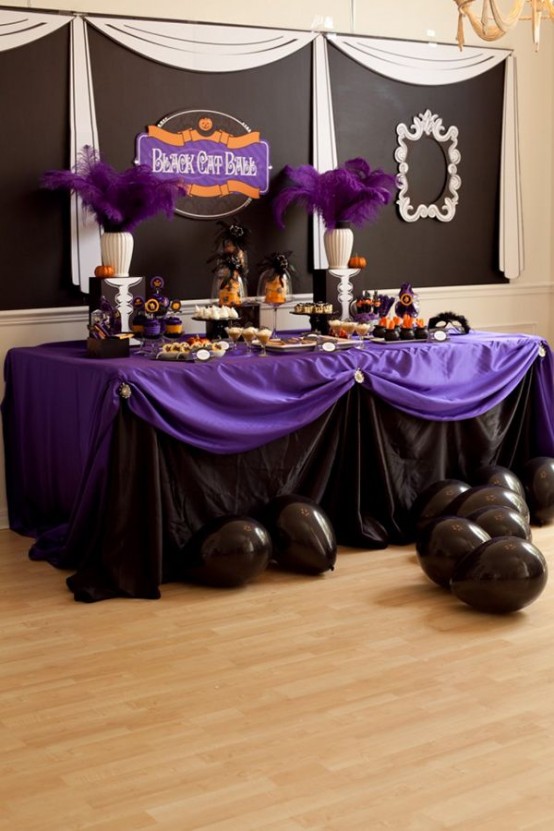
[454,0,554,49]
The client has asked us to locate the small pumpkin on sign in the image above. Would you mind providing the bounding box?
[347,254,367,269]
[94,264,115,278]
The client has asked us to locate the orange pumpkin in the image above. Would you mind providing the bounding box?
[348,254,367,270]
[94,264,115,278]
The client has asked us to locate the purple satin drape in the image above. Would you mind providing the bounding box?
[4,331,548,455]
[125,332,549,451]
[3,332,554,541]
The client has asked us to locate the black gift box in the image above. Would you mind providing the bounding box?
[87,337,130,359]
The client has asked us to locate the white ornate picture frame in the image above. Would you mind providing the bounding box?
[395,109,461,223]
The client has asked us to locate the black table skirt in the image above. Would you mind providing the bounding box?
[37,373,536,602]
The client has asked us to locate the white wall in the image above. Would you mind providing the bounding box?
[1,1,553,528]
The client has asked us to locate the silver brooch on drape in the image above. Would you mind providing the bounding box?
[118,383,132,399]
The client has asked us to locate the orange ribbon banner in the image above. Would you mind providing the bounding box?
[147,125,261,149]
[187,181,261,199]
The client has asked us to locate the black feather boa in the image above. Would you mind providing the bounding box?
[428,311,471,334]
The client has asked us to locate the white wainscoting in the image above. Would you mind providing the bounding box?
[1,281,552,530]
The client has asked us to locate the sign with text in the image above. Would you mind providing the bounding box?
[136,109,270,219]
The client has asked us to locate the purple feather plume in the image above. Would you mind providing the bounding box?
[41,146,186,232]
[273,157,397,230]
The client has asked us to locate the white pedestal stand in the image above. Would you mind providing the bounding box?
[105,275,143,344]
[328,268,360,320]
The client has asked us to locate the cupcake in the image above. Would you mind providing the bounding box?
[131,312,147,336]
[164,315,183,338]
[144,318,162,339]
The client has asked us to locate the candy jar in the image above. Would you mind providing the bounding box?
[211,254,246,308]
[372,318,387,340]
[400,314,415,340]
[257,251,295,335]
[384,319,401,341]
[414,318,429,339]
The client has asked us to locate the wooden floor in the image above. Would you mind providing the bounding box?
[0,527,553,831]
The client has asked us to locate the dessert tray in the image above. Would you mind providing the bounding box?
[290,309,338,317]
[191,304,240,322]
[154,340,228,361]
[265,337,317,353]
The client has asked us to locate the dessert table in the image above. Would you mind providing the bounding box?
[3,331,554,602]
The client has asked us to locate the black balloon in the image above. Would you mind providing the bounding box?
[415,515,490,588]
[466,506,532,541]
[411,479,471,535]
[472,465,526,500]
[181,515,271,588]
[521,456,554,525]
[451,536,548,613]
[447,485,530,523]
[261,494,337,574]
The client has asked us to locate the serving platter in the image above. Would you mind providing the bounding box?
[154,340,228,361]
[290,309,338,317]
[265,338,316,353]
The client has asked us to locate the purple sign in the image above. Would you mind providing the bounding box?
[135,110,271,219]
[136,135,269,194]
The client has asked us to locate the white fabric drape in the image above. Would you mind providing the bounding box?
[70,17,101,292]
[0,9,71,47]
[85,17,317,73]
[499,55,524,279]
[329,36,510,85]
[312,35,338,270]
[328,35,522,279]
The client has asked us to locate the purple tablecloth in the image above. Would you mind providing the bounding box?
[3,331,554,599]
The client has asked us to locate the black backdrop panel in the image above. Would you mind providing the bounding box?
[0,24,511,311]
[327,43,507,291]
[0,24,82,310]
[87,26,313,301]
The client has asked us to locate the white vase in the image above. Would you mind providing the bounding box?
[323,223,354,269]
[100,231,134,277]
